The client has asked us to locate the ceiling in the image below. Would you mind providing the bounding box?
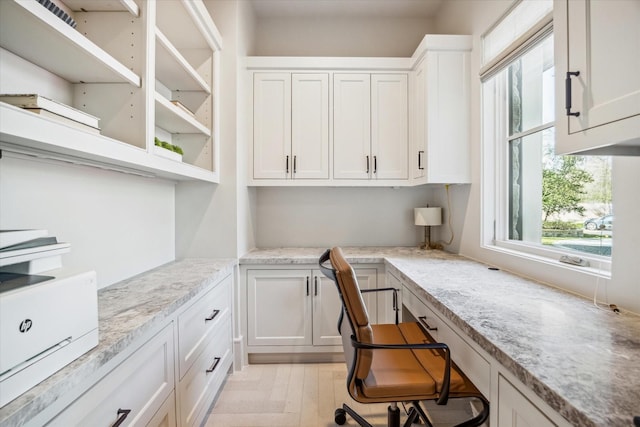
[250,0,444,19]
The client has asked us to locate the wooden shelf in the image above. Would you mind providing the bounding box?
[155,29,211,93]
[155,93,211,136]
[0,0,140,86]
[0,103,217,182]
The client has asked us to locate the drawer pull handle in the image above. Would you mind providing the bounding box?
[418,316,437,331]
[112,408,131,427]
[418,150,424,170]
[206,357,221,374]
[205,309,220,322]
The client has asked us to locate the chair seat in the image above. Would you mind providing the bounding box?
[359,323,467,400]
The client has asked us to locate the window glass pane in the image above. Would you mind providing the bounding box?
[509,129,613,257]
[508,35,554,136]
[482,0,553,66]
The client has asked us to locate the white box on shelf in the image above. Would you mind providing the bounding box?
[154,145,182,162]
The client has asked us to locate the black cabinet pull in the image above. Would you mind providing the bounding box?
[306,276,310,296]
[205,309,220,322]
[418,316,437,331]
[293,155,297,174]
[373,155,377,174]
[206,356,221,374]
[112,409,131,427]
[286,155,289,174]
[365,155,370,174]
[565,71,581,117]
[418,150,424,170]
[314,276,318,296]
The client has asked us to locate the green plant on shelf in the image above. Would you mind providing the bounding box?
[154,137,184,156]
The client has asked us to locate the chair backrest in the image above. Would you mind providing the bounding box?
[328,247,374,381]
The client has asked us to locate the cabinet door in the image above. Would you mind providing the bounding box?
[312,268,377,346]
[371,74,408,180]
[333,74,371,179]
[253,73,291,179]
[497,375,556,427]
[247,270,312,346]
[292,73,329,179]
[565,0,640,134]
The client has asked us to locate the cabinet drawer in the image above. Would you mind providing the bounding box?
[402,286,490,397]
[178,315,232,427]
[178,274,232,378]
[47,324,175,427]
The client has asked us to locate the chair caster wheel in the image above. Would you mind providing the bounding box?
[335,408,347,425]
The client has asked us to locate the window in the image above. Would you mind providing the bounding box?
[481,2,612,269]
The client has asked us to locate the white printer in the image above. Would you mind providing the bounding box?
[0,271,99,407]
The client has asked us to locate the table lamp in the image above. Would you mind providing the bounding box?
[414,207,442,249]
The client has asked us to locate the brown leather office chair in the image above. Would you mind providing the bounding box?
[319,247,489,427]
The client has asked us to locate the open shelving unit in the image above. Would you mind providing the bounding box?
[0,0,223,182]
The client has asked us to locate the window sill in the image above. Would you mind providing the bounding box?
[483,240,611,278]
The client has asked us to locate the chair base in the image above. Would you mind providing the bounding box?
[334,402,428,427]
[334,397,489,427]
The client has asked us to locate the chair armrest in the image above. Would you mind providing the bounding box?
[351,336,452,404]
[361,287,400,324]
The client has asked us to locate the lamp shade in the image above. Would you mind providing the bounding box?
[414,207,442,226]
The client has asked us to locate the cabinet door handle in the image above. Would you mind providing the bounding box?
[306,276,310,296]
[565,71,581,117]
[418,316,437,331]
[418,151,424,170]
[293,155,297,174]
[206,356,221,374]
[366,155,370,174]
[314,276,318,296]
[205,309,220,322]
[373,155,377,174]
[286,155,290,174]
[112,409,131,427]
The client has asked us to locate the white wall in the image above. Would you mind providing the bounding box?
[176,0,257,259]
[253,16,433,57]
[431,0,640,313]
[254,187,432,248]
[0,154,175,289]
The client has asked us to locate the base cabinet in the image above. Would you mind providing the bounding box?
[244,266,378,353]
[47,324,175,427]
[497,376,556,427]
[43,272,234,427]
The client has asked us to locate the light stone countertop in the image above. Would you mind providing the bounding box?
[241,247,640,427]
[0,258,237,427]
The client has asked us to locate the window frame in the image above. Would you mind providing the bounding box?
[481,31,612,276]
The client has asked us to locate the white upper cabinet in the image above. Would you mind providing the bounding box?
[253,72,329,180]
[253,73,292,179]
[333,73,408,180]
[0,0,223,182]
[292,74,330,179]
[371,74,409,180]
[554,0,640,155]
[247,35,470,186]
[333,73,372,180]
[411,35,472,183]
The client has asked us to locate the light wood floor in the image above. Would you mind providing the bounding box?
[204,363,476,427]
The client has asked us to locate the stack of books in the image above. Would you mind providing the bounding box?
[0,229,70,275]
[0,94,101,134]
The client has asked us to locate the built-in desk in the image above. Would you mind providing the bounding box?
[241,247,640,427]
